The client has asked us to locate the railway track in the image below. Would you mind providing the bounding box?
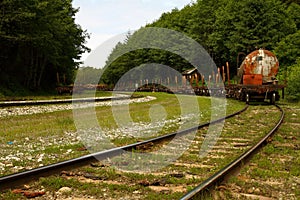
[0,104,248,192]
[0,103,284,200]
[180,104,284,200]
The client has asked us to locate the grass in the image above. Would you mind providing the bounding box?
[216,101,300,199]
[0,111,76,141]
[1,142,87,176]
[0,92,249,199]
[0,92,243,176]
[37,176,150,198]
[0,92,243,143]
[0,192,24,200]
[40,176,81,190]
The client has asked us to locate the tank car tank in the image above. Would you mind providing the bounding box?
[238,49,279,85]
[234,49,285,104]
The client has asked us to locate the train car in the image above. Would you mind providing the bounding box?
[232,49,285,104]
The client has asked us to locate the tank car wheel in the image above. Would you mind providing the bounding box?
[270,92,276,105]
[234,90,239,100]
[246,93,250,104]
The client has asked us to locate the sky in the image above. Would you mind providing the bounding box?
[72,0,192,68]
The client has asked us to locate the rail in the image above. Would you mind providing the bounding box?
[180,104,284,200]
[0,105,248,191]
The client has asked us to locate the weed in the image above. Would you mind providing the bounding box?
[40,176,79,190]
[0,191,25,200]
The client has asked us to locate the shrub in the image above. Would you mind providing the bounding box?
[286,59,300,101]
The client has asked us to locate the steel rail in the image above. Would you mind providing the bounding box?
[180,105,284,200]
[0,105,248,191]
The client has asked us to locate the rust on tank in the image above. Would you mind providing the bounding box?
[239,49,279,84]
[242,50,259,75]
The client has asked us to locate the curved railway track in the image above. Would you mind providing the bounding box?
[0,104,248,191]
[0,102,285,200]
[180,104,285,200]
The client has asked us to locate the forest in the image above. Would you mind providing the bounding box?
[1,0,300,100]
[100,0,300,100]
[0,0,90,95]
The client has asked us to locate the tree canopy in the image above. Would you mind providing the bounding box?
[1,0,299,99]
[99,0,300,100]
[208,0,296,69]
[0,0,89,93]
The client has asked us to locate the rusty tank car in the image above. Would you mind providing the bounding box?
[230,49,285,104]
[238,49,279,85]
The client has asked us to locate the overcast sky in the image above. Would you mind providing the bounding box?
[72,0,192,68]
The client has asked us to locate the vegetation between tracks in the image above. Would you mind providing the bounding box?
[0,92,243,177]
[212,101,300,200]
[2,94,296,199]
[34,104,283,199]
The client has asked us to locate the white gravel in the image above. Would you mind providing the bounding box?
[0,131,81,171]
[0,96,156,118]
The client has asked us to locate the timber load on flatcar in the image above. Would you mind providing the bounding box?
[227,49,285,104]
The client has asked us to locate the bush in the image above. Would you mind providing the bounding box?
[286,59,300,101]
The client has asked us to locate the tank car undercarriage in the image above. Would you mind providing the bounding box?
[226,84,285,104]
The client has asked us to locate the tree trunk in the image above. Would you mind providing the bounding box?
[37,55,47,88]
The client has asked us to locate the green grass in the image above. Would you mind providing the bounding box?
[37,174,186,199]
[0,191,25,200]
[0,92,249,199]
[0,92,244,144]
[40,176,81,190]
[0,111,76,141]
[221,101,300,199]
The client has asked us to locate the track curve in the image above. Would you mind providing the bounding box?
[0,105,248,191]
[180,104,285,200]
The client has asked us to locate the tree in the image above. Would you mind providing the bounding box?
[100,29,194,85]
[188,0,225,60]
[286,3,300,29]
[0,0,89,92]
[101,0,299,85]
[281,0,300,5]
[75,67,103,85]
[275,30,300,67]
[286,59,300,100]
[209,0,296,73]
